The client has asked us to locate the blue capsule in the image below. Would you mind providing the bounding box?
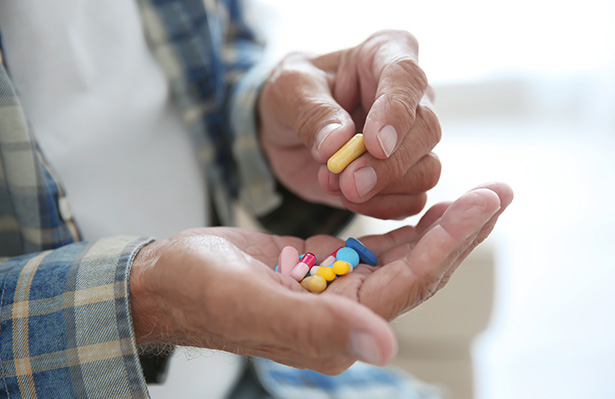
[345,237,378,266]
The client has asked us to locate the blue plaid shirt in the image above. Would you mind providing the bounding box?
[0,0,282,397]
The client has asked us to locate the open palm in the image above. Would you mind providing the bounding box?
[131,182,512,375]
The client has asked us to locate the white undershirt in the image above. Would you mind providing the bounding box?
[0,0,208,241]
[0,1,244,397]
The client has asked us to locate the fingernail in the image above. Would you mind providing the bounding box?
[315,123,342,151]
[377,125,397,158]
[354,166,377,198]
[349,331,382,365]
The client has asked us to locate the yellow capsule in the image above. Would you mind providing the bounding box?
[316,266,336,282]
[327,133,366,174]
[333,260,352,276]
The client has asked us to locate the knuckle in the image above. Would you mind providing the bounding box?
[386,91,419,127]
[405,194,428,216]
[268,64,305,94]
[392,29,420,48]
[420,153,442,190]
[417,105,442,148]
[389,196,427,219]
[388,149,412,181]
[417,276,440,304]
[394,57,428,91]
[263,53,319,101]
[368,29,420,50]
[295,100,335,146]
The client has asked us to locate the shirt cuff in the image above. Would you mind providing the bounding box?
[0,236,153,398]
[230,57,282,217]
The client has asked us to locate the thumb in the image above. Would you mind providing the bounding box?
[284,76,356,163]
[262,288,398,373]
[259,53,357,163]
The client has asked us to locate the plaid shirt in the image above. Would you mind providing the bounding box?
[0,0,354,397]
[0,0,281,397]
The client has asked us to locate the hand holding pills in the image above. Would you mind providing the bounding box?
[258,30,442,219]
[130,182,513,376]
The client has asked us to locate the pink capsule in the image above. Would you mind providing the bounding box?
[290,253,317,281]
[319,255,336,267]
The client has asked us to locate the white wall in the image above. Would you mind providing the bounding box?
[250,1,615,398]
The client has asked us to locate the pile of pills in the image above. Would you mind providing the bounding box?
[276,237,378,294]
[274,134,374,293]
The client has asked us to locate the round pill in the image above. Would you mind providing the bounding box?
[316,266,336,282]
[345,237,378,266]
[330,247,343,257]
[308,275,327,293]
[300,277,313,290]
[335,247,359,268]
[333,260,352,276]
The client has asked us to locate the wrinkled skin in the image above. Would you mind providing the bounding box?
[131,183,513,375]
[259,30,442,219]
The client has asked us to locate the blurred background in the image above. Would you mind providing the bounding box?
[249,0,615,398]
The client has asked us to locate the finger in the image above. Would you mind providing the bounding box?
[318,164,341,192]
[341,193,427,220]
[259,53,357,162]
[336,127,441,203]
[358,187,502,320]
[343,202,448,264]
[435,182,514,280]
[415,201,453,234]
[319,151,440,199]
[242,282,398,373]
[407,188,502,288]
[425,85,436,103]
[355,31,430,160]
[358,225,419,256]
[416,182,514,239]
[319,158,434,218]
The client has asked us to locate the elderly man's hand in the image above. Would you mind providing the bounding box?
[129,183,512,375]
[258,30,441,219]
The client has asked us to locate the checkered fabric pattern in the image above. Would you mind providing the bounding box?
[0,1,280,397]
[252,358,445,399]
[0,0,357,396]
[1,237,153,398]
[0,58,81,257]
[137,0,282,223]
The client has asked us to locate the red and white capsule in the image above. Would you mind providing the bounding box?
[290,252,317,281]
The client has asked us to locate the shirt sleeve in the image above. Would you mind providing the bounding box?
[0,236,153,399]
[225,1,355,237]
[225,0,282,217]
